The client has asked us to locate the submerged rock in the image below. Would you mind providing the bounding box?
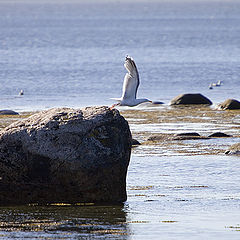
[0,110,19,115]
[0,106,132,205]
[218,99,240,110]
[147,133,209,141]
[172,135,209,140]
[225,143,240,155]
[172,132,207,140]
[147,134,168,141]
[170,93,212,105]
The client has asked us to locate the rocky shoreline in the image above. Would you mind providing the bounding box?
[0,104,239,156]
[0,104,239,205]
[122,104,240,156]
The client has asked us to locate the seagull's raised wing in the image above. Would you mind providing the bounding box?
[121,56,140,100]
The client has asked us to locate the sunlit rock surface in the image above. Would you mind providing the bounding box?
[0,106,132,205]
[225,143,240,155]
[218,99,240,110]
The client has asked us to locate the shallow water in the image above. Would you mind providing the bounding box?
[127,154,240,240]
[0,205,129,239]
[0,106,239,239]
[1,154,240,239]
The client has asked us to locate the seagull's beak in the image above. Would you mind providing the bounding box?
[110,103,120,110]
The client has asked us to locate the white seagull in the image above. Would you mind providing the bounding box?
[111,55,151,107]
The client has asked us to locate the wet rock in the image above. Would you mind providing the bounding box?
[172,136,209,140]
[170,93,212,105]
[0,110,19,115]
[172,132,206,140]
[218,99,240,110]
[208,132,232,138]
[0,106,132,205]
[147,133,209,141]
[152,101,164,105]
[131,138,141,146]
[175,132,200,137]
[225,143,240,155]
[147,135,168,141]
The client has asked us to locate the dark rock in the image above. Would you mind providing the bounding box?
[0,106,132,205]
[170,93,212,105]
[225,143,240,155]
[152,101,164,105]
[175,132,200,137]
[0,110,19,115]
[208,132,232,138]
[218,99,240,110]
[131,138,141,146]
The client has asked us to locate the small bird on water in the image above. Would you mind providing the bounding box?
[19,89,24,95]
[209,80,223,89]
[111,55,151,107]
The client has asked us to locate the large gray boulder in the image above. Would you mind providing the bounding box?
[0,106,132,205]
[218,99,240,110]
[170,93,212,105]
[225,143,240,155]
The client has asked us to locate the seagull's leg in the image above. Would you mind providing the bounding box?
[110,103,120,110]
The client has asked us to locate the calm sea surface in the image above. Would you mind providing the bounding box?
[0,0,240,239]
[0,0,239,111]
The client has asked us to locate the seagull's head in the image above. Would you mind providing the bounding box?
[125,55,134,62]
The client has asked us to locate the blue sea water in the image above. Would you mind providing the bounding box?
[0,1,240,240]
[0,0,239,111]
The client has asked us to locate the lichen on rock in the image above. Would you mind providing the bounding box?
[0,106,132,205]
